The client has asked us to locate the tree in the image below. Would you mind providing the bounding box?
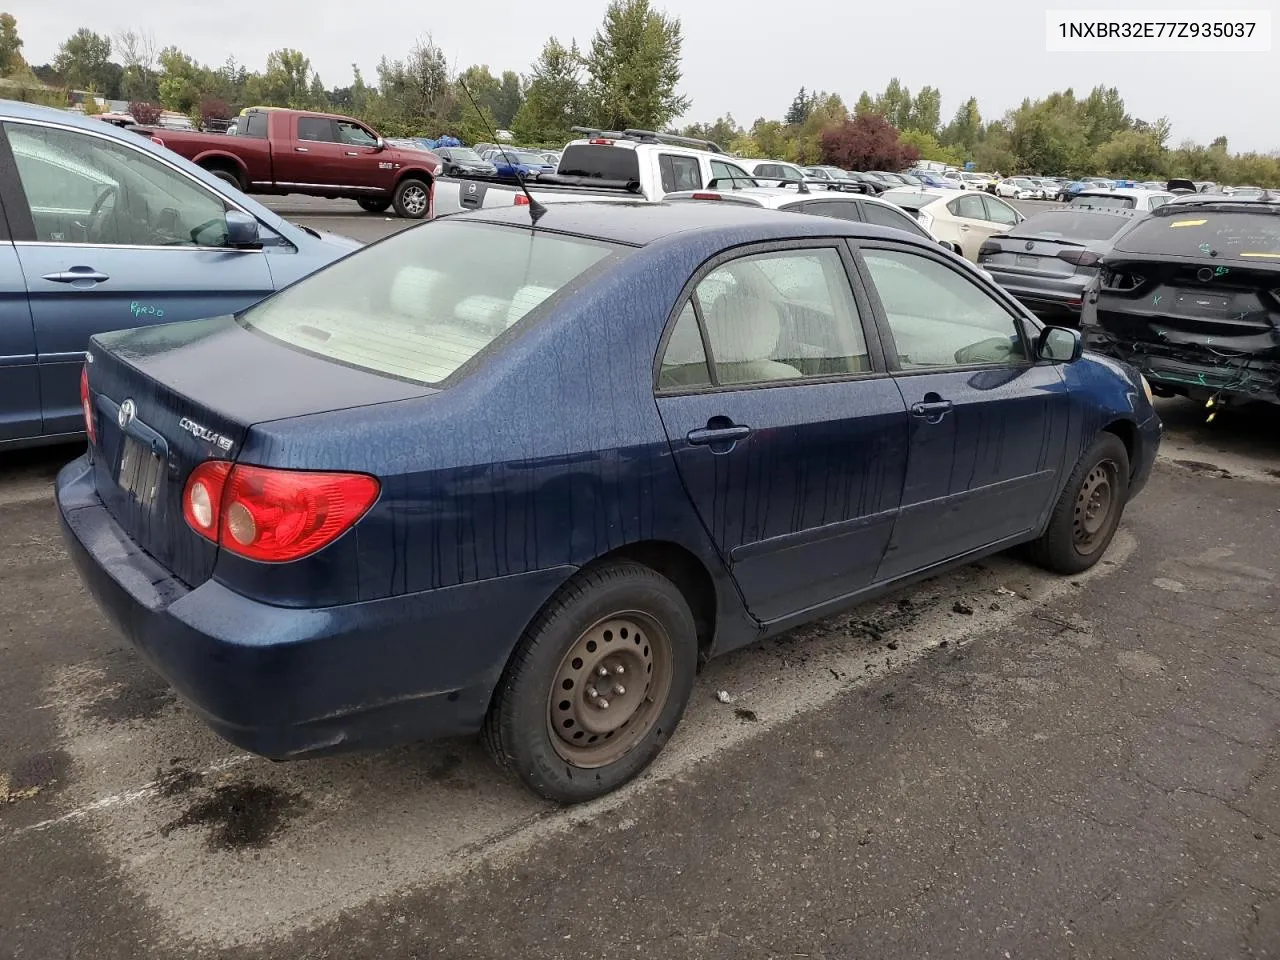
[785,87,811,126]
[0,13,24,76]
[1093,129,1164,179]
[456,64,502,128]
[157,46,199,112]
[873,77,912,130]
[307,72,327,110]
[794,92,847,163]
[495,70,524,128]
[899,130,963,166]
[680,114,741,151]
[128,100,162,125]
[905,85,941,135]
[375,36,453,134]
[115,29,157,101]
[820,114,919,171]
[1080,84,1128,150]
[853,91,876,118]
[940,97,981,153]
[263,48,311,107]
[512,37,585,144]
[585,0,690,131]
[198,95,230,130]
[53,28,111,92]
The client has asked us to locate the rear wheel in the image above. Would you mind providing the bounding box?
[206,167,242,190]
[392,178,431,219]
[484,562,698,803]
[1028,433,1130,574]
[357,197,391,213]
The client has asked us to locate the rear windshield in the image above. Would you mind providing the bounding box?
[1008,211,1131,241]
[1113,209,1280,262]
[240,221,619,385]
[447,148,483,161]
[558,144,641,181]
[1073,194,1136,210]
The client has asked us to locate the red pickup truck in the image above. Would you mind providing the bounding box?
[144,108,443,218]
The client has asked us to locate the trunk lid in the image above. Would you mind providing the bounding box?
[85,316,431,586]
[979,236,1086,278]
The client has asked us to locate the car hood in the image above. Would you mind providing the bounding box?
[309,229,362,253]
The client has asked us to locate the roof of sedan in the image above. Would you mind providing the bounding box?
[459,199,884,246]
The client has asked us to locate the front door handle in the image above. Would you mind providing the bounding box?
[687,425,751,445]
[42,267,109,285]
[345,151,359,156]
[910,399,954,422]
[294,146,309,153]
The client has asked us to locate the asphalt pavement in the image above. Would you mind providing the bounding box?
[1,197,1278,959]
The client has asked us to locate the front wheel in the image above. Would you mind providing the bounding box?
[357,197,391,213]
[484,562,698,803]
[207,168,242,190]
[392,178,431,219]
[1028,433,1130,574]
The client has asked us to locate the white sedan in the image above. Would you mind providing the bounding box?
[996,178,1041,200]
[879,188,1026,261]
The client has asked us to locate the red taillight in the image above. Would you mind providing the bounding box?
[80,364,96,445]
[1056,249,1102,267]
[183,462,379,563]
[513,194,530,206]
[150,136,165,147]
[690,192,722,200]
[589,138,615,145]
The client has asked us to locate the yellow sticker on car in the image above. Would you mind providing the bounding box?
[1169,219,1208,227]
[1240,252,1280,258]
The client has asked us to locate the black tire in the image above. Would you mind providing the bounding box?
[484,561,698,803]
[206,167,242,190]
[391,177,431,219]
[357,197,392,213]
[1028,433,1130,574]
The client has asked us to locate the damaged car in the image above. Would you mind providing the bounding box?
[1081,197,1280,407]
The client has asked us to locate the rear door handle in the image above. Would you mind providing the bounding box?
[687,425,751,445]
[294,146,309,153]
[42,268,109,284]
[910,400,954,421]
[345,151,359,156]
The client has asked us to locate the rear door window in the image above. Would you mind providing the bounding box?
[862,201,930,238]
[558,144,640,182]
[949,194,987,220]
[296,116,337,142]
[659,154,702,192]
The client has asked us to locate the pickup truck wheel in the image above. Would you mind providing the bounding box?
[483,562,697,803]
[207,168,242,190]
[357,198,392,213]
[1027,433,1130,575]
[392,178,431,219]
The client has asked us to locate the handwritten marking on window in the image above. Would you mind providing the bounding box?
[130,301,165,319]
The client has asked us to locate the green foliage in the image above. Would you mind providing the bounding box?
[263,48,312,107]
[53,28,112,93]
[495,71,524,128]
[898,130,962,166]
[905,85,941,135]
[513,38,585,144]
[940,96,981,152]
[872,77,912,130]
[585,0,689,131]
[0,12,24,75]
[784,87,812,126]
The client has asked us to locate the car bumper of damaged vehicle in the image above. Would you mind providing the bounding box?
[1083,328,1280,406]
[55,454,573,759]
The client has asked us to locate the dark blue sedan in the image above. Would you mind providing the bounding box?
[481,148,557,180]
[57,201,1162,802]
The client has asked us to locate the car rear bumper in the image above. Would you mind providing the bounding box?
[56,454,574,759]
[1130,411,1162,500]
[984,272,1088,322]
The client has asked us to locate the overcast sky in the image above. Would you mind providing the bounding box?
[8,0,1279,152]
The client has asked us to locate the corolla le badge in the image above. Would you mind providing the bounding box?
[178,417,234,452]
[117,399,136,429]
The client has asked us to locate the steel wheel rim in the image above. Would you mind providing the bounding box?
[400,184,427,215]
[546,612,673,769]
[1073,459,1118,554]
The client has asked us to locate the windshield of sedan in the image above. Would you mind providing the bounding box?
[1113,209,1280,262]
[447,148,484,162]
[240,221,620,385]
[1072,194,1137,210]
[878,190,931,212]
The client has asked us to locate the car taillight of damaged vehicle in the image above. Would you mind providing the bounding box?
[1080,199,1280,411]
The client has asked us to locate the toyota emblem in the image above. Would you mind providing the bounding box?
[118,398,136,429]
[467,183,477,195]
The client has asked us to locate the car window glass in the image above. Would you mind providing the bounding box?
[862,249,1025,369]
[710,160,756,188]
[336,121,378,146]
[658,302,712,390]
[981,196,1019,226]
[242,113,268,138]
[5,122,230,247]
[296,117,336,142]
[862,201,928,237]
[659,154,701,193]
[950,194,987,219]
[799,200,862,222]
[692,248,869,385]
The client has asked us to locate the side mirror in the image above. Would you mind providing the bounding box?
[374,137,386,152]
[1037,325,1083,363]
[224,210,262,249]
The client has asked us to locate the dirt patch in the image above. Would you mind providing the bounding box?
[1174,459,1233,479]
[155,761,204,799]
[160,780,308,852]
[82,656,176,726]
